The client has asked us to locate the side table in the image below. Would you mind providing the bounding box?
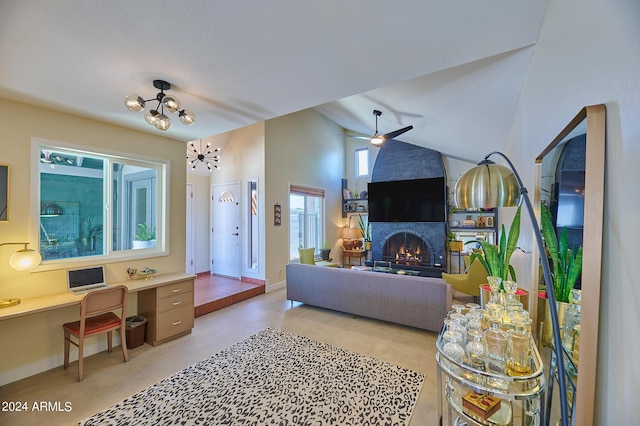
[342,249,367,266]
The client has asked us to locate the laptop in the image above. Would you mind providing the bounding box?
[67,266,108,294]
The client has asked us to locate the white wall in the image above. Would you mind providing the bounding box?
[504,0,640,422]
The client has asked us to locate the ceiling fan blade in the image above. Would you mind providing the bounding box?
[382,125,413,141]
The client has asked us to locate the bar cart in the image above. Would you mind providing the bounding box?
[436,329,546,425]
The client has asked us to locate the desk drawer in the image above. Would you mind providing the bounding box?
[158,280,194,298]
[158,292,193,313]
[156,305,194,341]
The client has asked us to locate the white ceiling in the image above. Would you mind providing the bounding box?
[0,0,549,167]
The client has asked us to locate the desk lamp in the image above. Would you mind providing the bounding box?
[454,151,569,426]
[0,242,42,308]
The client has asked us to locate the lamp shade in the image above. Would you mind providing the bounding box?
[9,249,42,271]
[341,227,358,239]
[454,162,520,209]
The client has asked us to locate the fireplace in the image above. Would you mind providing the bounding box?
[382,232,430,267]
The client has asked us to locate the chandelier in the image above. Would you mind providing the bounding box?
[124,80,195,131]
[187,140,220,171]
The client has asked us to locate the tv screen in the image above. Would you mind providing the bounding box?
[367,177,446,222]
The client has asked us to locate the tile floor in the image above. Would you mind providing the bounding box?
[1,288,450,426]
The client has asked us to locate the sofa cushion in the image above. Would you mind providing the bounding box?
[298,247,316,265]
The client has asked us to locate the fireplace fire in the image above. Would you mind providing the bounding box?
[382,232,431,267]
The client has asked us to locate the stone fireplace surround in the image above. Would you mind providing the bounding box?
[367,140,447,276]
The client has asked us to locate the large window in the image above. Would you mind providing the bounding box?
[36,142,166,262]
[289,185,325,260]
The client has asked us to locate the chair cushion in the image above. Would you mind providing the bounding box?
[63,312,122,336]
[298,247,316,265]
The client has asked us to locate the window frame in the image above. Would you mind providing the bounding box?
[355,146,370,177]
[30,137,170,270]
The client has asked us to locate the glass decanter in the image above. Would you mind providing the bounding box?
[466,329,485,369]
[486,275,503,306]
[506,317,532,376]
[483,304,507,375]
[563,289,582,355]
[442,330,466,364]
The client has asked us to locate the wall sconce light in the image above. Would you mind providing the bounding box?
[124,79,195,131]
[0,242,42,308]
[454,151,569,426]
[187,140,220,171]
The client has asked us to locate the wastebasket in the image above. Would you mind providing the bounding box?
[125,316,148,349]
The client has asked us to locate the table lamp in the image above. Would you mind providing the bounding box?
[454,152,569,426]
[1,242,42,308]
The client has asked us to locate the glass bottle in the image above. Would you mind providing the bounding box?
[466,329,485,369]
[442,330,466,364]
[486,276,503,306]
[506,317,532,376]
[483,304,507,375]
[563,289,581,354]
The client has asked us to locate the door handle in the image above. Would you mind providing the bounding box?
[232,232,239,236]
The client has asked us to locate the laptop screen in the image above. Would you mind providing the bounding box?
[67,266,106,291]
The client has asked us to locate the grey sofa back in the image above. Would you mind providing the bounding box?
[286,263,452,332]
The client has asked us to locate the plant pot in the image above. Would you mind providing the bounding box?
[319,249,330,261]
[448,240,463,252]
[364,241,372,251]
[133,239,156,249]
[541,298,570,347]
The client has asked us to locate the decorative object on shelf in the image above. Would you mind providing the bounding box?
[187,140,220,171]
[359,190,368,199]
[447,232,462,252]
[454,151,570,426]
[462,215,476,227]
[368,109,413,146]
[273,203,281,226]
[477,216,487,227]
[140,267,157,280]
[0,242,42,308]
[462,391,502,420]
[125,267,137,280]
[124,79,195,131]
[467,205,521,289]
[486,216,494,227]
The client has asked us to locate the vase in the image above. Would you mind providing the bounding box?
[364,241,372,251]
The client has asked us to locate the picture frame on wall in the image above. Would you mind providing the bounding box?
[0,164,8,221]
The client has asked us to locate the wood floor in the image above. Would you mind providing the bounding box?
[193,273,265,317]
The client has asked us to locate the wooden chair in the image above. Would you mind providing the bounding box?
[63,285,129,381]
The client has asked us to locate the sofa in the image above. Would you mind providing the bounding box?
[286,263,453,332]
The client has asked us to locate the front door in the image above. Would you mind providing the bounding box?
[211,182,241,278]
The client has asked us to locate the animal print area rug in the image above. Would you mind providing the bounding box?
[80,328,424,426]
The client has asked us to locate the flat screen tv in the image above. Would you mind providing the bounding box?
[367,177,446,222]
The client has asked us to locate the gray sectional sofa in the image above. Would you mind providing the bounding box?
[285,263,453,332]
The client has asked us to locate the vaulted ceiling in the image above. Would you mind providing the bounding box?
[0,1,549,163]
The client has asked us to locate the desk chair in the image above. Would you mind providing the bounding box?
[63,285,129,381]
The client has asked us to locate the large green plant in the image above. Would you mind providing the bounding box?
[467,205,521,286]
[540,204,583,303]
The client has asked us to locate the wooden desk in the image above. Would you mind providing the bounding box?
[0,272,195,322]
[343,249,368,266]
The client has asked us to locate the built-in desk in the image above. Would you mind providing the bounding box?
[0,273,196,345]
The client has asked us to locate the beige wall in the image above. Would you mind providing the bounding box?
[265,109,344,289]
[0,100,187,384]
[503,0,640,422]
[208,122,266,282]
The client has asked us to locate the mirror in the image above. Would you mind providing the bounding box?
[533,104,605,426]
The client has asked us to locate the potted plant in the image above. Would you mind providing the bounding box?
[132,223,156,249]
[447,231,463,252]
[319,241,331,261]
[467,205,521,291]
[357,214,372,250]
[541,204,583,303]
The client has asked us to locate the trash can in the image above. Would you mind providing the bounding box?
[125,316,148,349]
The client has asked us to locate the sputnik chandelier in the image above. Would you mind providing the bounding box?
[187,140,220,171]
[124,80,195,131]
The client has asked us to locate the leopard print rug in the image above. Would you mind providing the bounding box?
[80,328,424,425]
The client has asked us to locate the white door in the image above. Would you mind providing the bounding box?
[186,183,195,274]
[211,182,242,278]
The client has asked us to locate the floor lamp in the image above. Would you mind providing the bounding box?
[454,151,569,426]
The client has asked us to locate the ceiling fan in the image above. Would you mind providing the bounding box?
[369,109,413,146]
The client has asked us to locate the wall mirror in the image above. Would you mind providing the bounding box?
[533,104,605,426]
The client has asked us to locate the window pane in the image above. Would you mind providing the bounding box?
[113,162,157,251]
[289,191,323,260]
[39,149,104,260]
[356,147,369,177]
